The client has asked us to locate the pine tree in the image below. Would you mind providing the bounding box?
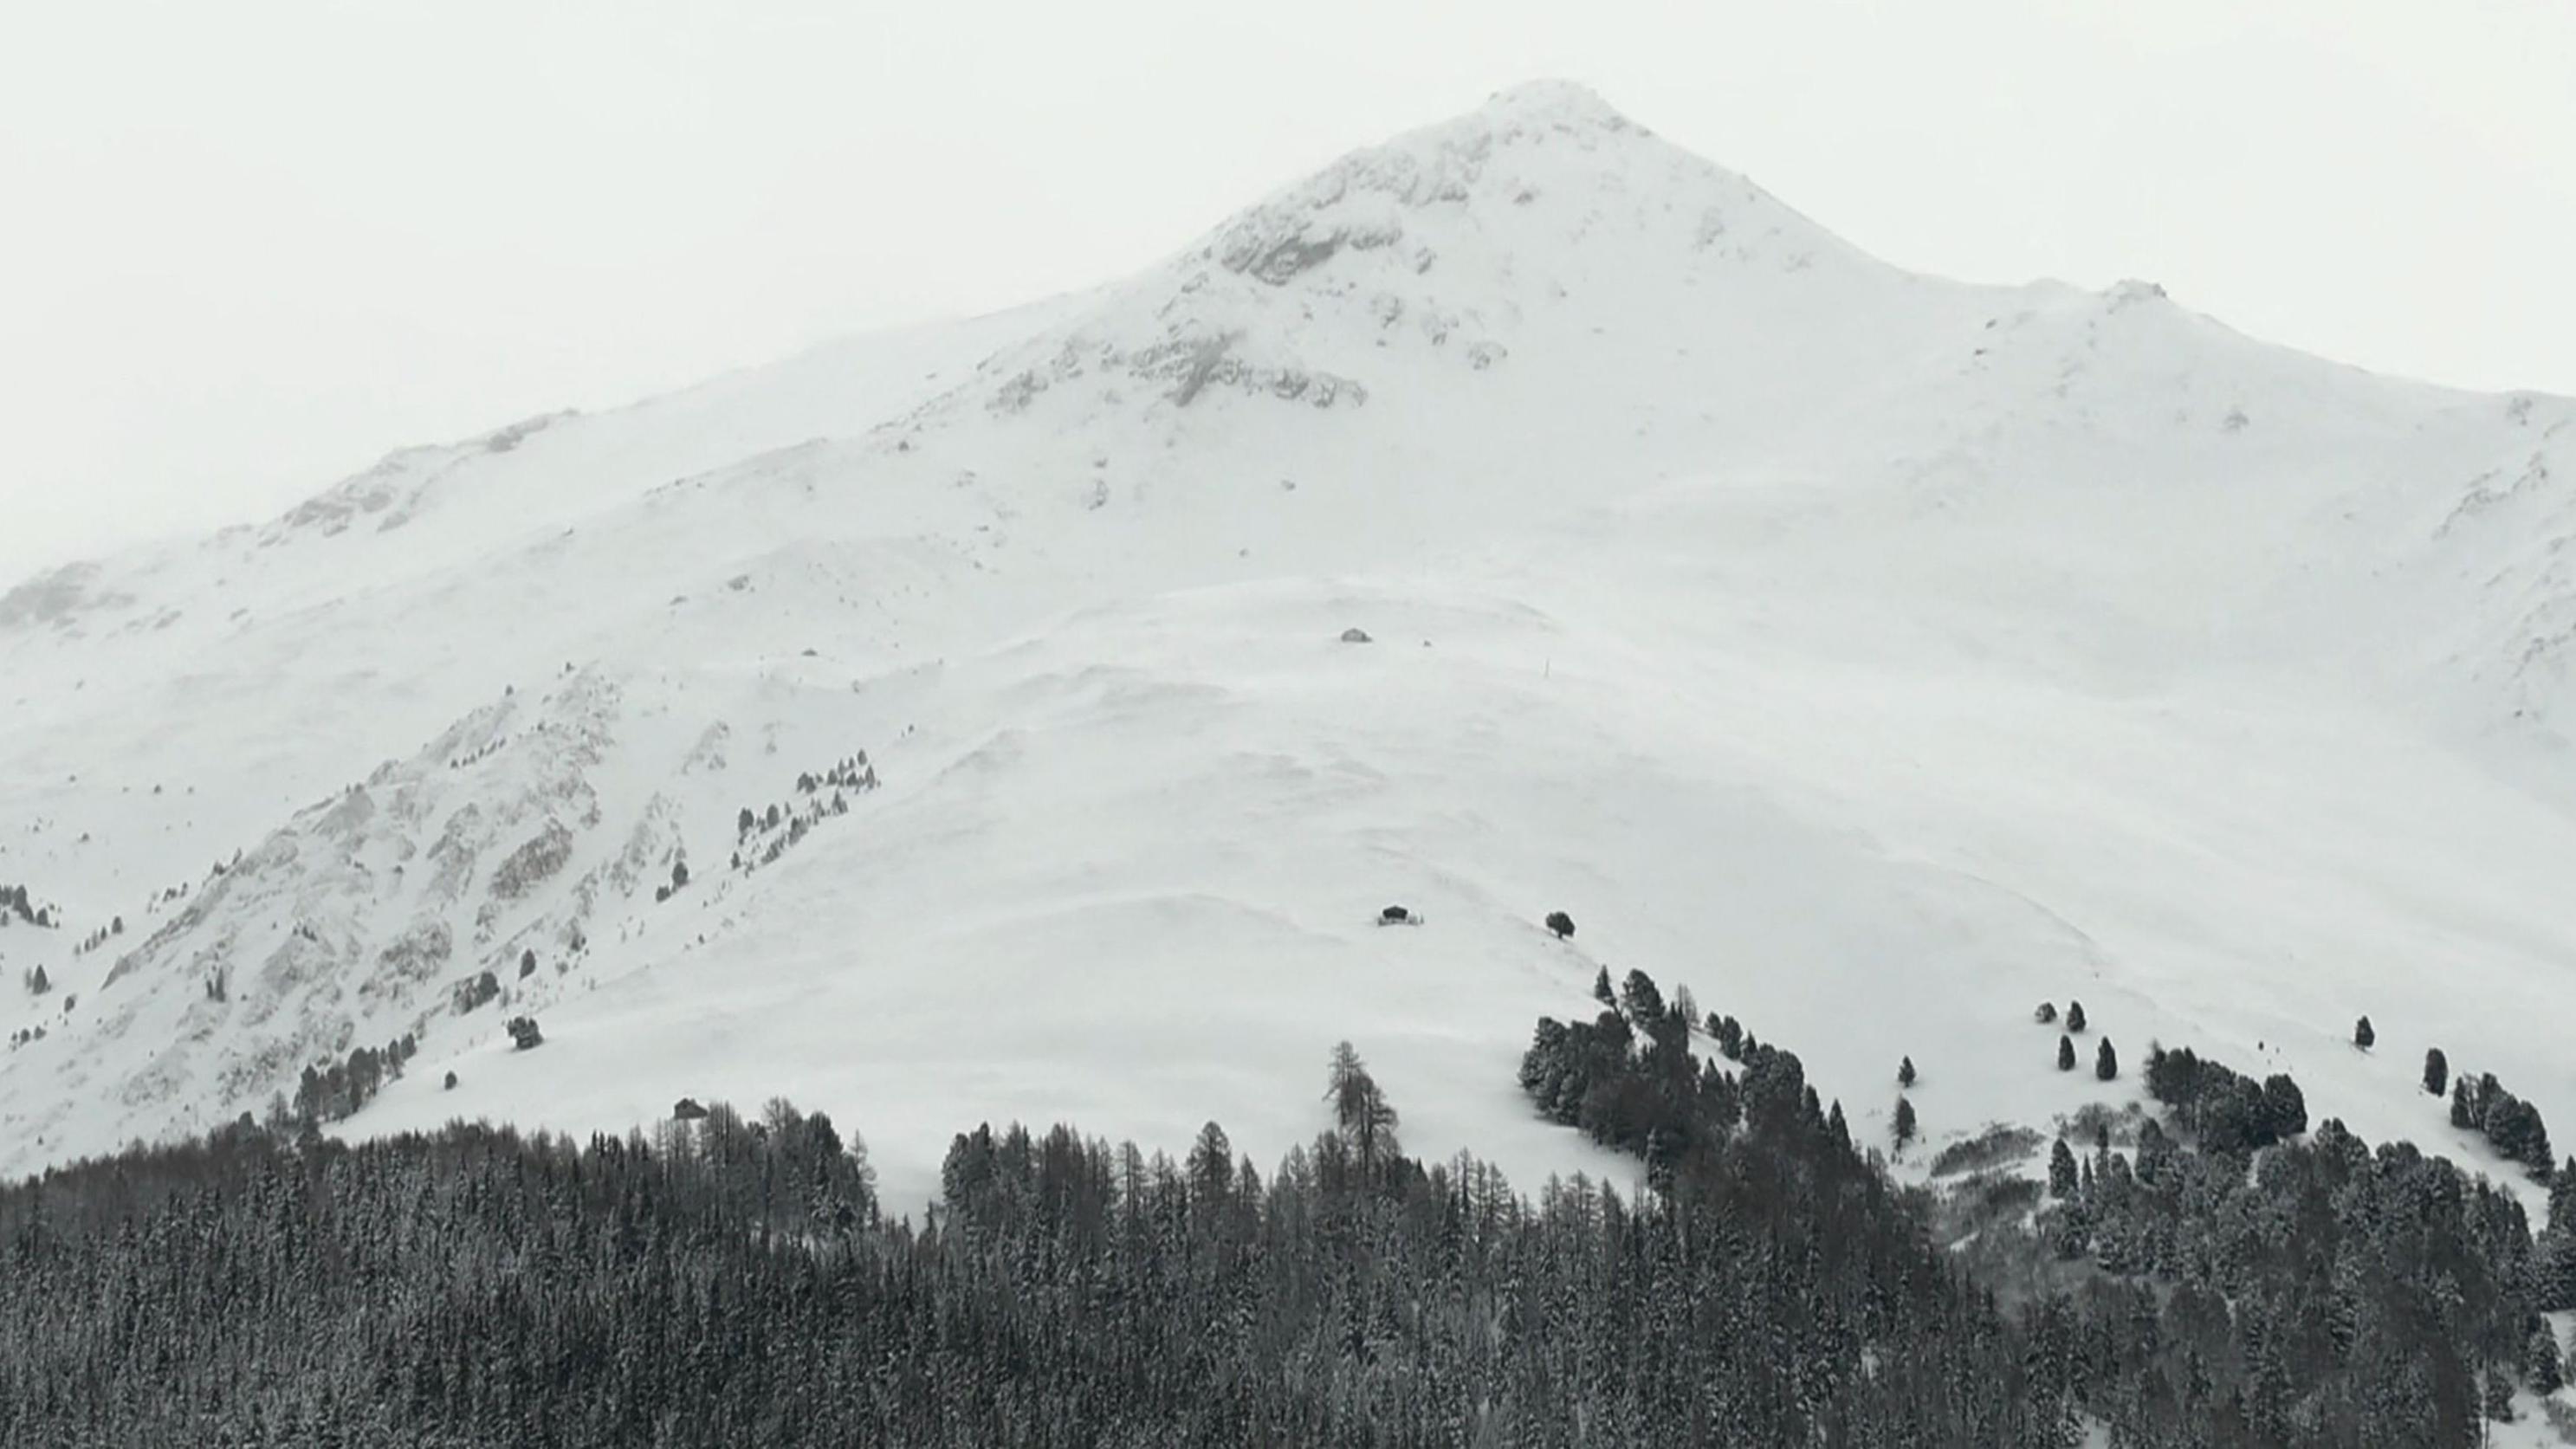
[2353,1015,2374,1050]
[2482,1368,2515,1422]
[2424,1046,2448,1096]
[1898,1056,1917,1089]
[2095,1038,2118,1081]
[2452,1077,2476,1129]
[2057,1035,2077,1072]
[1592,967,1615,1007]
[24,965,47,995]
[2528,1323,2566,1397]
[1324,1041,1399,1176]
[2049,1137,2078,1198]
[2542,1232,2576,1314]
[1893,1096,1917,1153]
[2034,1001,2057,1025]
[2066,1000,2087,1033]
[1619,970,1664,1024]
[2524,1110,2556,1181]
[2135,1117,2174,1181]
[1186,1121,1233,1204]
[2262,1074,2307,1139]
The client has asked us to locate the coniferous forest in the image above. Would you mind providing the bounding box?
[2,969,2571,1446]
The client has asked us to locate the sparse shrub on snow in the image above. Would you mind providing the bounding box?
[731,753,879,878]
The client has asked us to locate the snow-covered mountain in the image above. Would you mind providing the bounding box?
[4,80,2573,1207]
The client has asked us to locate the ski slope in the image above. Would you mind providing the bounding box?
[3,81,2573,1213]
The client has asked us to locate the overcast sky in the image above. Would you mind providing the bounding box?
[3,1,2570,582]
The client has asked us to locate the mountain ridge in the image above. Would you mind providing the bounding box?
[3,82,2572,1206]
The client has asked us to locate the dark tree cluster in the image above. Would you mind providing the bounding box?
[2447,1069,2555,1180]
[654,857,690,902]
[452,968,502,1015]
[794,753,877,797]
[446,733,508,770]
[0,1058,2065,1449]
[2034,1113,2564,1445]
[731,754,878,875]
[2141,1045,2307,1154]
[2546,1168,2576,1313]
[283,1034,420,1128]
[1705,1010,1749,1060]
[3,960,2569,1449]
[69,915,124,956]
[1517,967,1796,1186]
[0,883,55,928]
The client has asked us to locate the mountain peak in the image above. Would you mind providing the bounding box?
[1472,78,1637,132]
[914,78,1878,430]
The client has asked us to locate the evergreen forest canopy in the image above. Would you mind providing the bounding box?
[2,966,2572,1447]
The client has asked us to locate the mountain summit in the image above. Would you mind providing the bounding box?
[2,87,2572,1203]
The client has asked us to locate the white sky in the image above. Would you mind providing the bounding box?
[3,1,2570,582]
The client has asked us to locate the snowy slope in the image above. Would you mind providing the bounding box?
[3,81,2573,1211]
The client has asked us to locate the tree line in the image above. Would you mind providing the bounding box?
[0,960,2569,1445]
